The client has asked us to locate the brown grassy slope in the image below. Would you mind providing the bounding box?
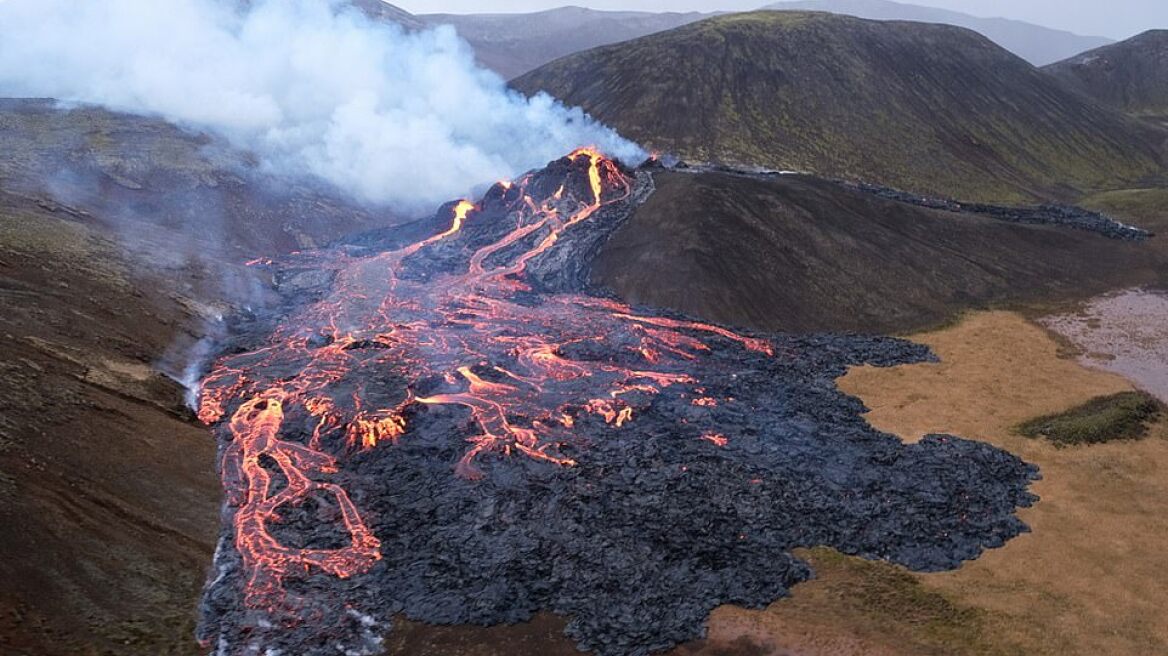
[513,12,1168,203]
[590,171,1168,334]
[838,312,1168,655]
[1044,30,1168,125]
[0,200,219,656]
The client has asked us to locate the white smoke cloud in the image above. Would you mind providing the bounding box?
[0,0,645,211]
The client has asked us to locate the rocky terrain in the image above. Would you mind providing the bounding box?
[360,310,1168,656]
[514,12,1168,203]
[2,98,1166,653]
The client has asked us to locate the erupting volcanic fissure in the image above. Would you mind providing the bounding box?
[199,150,763,603]
[198,150,1038,656]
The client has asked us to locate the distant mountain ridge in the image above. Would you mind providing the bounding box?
[357,1,1111,79]
[764,0,1112,65]
[349,0,424,29]
[1045,30,1168,125]
[419,7,711,79]
[514,12,1167,203]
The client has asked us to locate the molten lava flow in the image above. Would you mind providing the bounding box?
[200,148,772,612]
[701,433,729,447]
[223,393,381,608]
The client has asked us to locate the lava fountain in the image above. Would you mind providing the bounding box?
[197,150,1038,656]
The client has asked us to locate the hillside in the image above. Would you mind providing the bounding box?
[0,99,394,258]
[1045,30,1168,125]
[765,0,1112,65]
[592,170,1168,334]
[420,7,709,79]
[0,98,399,654]
[0,192,220,655]
[514,12,1168,203]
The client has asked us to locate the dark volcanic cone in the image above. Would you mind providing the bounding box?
[196,150,1038,656]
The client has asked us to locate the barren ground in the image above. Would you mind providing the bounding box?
[0,201,219,656]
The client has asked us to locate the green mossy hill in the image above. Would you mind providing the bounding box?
[1017,391,1165,446]
[514,12,1168,203]
[1045,30,1168,124]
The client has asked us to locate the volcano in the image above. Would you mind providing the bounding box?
[512,12,1168,203]
[196,150,1038,656]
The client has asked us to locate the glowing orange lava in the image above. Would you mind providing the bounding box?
[199,148,768,611]
[701,433,729,447]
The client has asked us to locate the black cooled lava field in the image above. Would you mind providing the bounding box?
[195,151,1039,656]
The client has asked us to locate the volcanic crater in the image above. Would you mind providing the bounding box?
[196,150,1039,656]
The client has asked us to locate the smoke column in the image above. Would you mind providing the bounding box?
[0,0,645,211]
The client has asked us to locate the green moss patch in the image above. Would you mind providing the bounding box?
[796,547,1012,654]
[1017,391,1164,446]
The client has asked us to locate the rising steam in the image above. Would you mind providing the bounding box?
[0,0,645,211]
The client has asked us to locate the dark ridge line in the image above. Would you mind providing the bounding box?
[651,160,1153,241]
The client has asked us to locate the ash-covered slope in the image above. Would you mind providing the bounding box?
[420,7,709,79]
[513,12,1168,203]
[592,169,1168,335]
[197,151,1037,656]
[1045,30,1168,125]
[765,0,1112,65]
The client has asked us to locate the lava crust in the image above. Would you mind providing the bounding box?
[197,151,1038,656]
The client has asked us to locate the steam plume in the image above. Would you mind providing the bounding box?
[0,0,645,211]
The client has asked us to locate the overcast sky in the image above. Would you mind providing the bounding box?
[393,0,1166,40]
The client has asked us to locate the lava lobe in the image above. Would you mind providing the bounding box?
[196,150,1038,656]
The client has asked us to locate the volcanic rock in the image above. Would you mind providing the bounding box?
[196,152,1039,656]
